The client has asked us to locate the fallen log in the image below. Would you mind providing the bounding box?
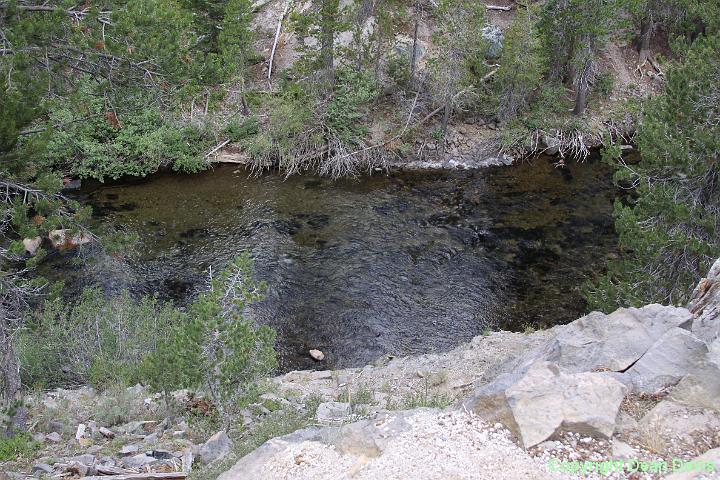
[486,5,511,11]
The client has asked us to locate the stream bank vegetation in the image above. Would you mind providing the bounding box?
[1,0,720,474]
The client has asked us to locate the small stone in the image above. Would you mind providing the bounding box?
[75,423,86,441]
[65,461,89,477]
[22,237,42,255]
[199,431,233,464]
[151,449,175,460]
[536,440,559,451]
[98,427,115,439]
[309,349,325,361]
[612,439,637,459]
[68,454,95,465]
[122,454,157,469]
[87,445,103,455]
[182,449,194,473]
[32,463,53,474]
[316,402,352,424]
[119,444,140,456]
[46,432,62,442]
[31,433,46,443]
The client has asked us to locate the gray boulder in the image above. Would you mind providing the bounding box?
[32,463,54,474]
[669,339,720,411]
[639,400,720,454]
[218,427,323,480]
[464,361,627,448]
[623,327,708,392]
[121,453,157,469]
[687,258,720,344]
[542,135,561,156]
[481,24,503,59]
[332,413,411,458]
[200,430,233,464]
[217,411,414,480]
[507,304,693,375]
[664,447,720,480]
[316,402,352,425]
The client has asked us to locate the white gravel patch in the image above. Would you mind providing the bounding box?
[254,409,596,480]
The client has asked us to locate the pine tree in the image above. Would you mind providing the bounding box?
[142,255,277,423]
[539,0,623,116]
[495,5,546,123]
[428,0,488,139]
[585,33,720,311]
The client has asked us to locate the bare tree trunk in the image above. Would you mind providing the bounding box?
[410,0,422,86]
[441,100,451,153]
[1,314,25,437]
[573,56,592,116]
[319,0,339,94]
[638,17,653,63]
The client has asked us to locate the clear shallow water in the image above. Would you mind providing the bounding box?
[49,157,617,371]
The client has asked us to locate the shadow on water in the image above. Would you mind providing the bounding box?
[49,155,618,371]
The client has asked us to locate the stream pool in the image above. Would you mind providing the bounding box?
[49,157,617,371]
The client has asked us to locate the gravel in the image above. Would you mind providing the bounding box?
[254,410,597,480]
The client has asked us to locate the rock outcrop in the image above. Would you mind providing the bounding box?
[216,260,720,479]
[217,410,563,480]
[687,258,720,344]
[9,260,720,479]
[623,327,708,393]
[464,361,626,448]
[505,304,694,375]
[199,430,233,464]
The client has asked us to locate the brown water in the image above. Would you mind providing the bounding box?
[50,157,617,371]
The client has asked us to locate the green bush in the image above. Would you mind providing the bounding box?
[386,54,411,89]
[324,68,379,145]
[224,117,260,142]
[19,288,184,390]
[141,254,277,422]
[584,33,720,310]
[34,79,210,181]
[0,433,39,461]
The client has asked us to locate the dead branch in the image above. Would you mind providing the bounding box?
[486,5,511,11]
[648,57,663,76]
[204,139,231,159]
[268,0,293,82]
